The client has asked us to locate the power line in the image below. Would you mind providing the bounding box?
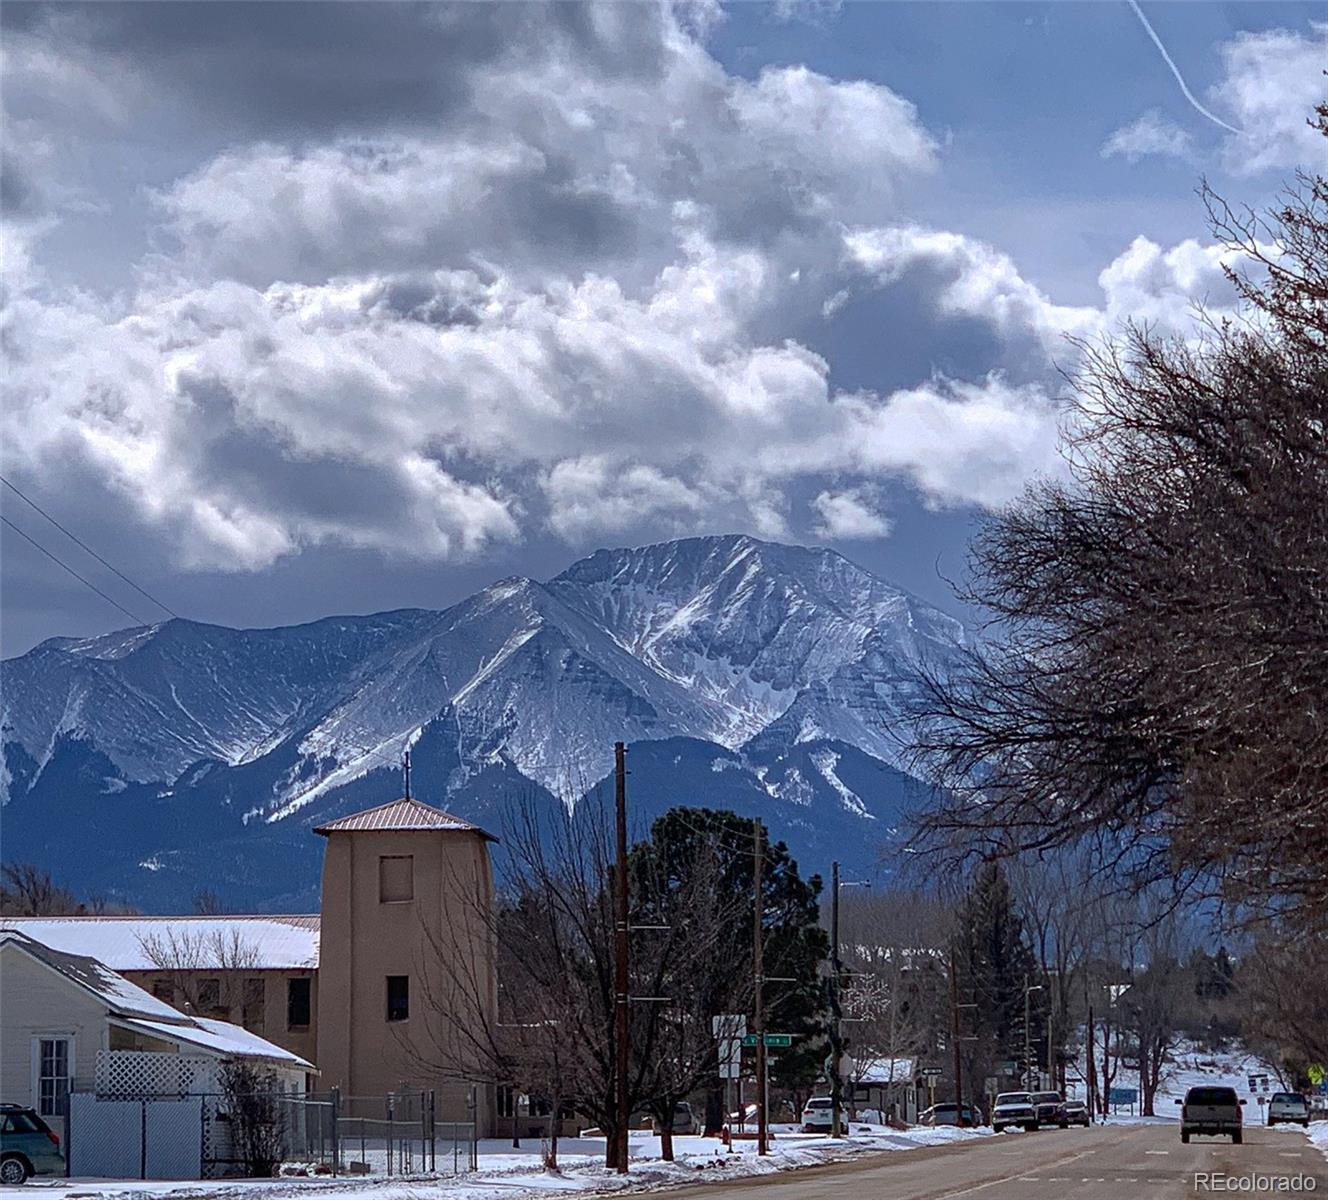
[1,514,149,627]
[0,474,179,618]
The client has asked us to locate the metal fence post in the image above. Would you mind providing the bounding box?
[386,1094,394,1178]
[139,1099,148,1180]
[330,1088,341,1176]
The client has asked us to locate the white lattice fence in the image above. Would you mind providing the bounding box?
[96,1050,220,1097]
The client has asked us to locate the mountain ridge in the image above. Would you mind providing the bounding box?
[1,534,964,907]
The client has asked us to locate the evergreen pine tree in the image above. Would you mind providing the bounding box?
[951,861,1046,1097]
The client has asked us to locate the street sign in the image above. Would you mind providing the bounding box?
[1108,1087,1138,1105]
[921,1067,943,1079]
[742,1033,793,1048]
[715,1015,746,1080]
[713,1014,747,1038]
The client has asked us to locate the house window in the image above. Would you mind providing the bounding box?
[37,1038,70,1118]
[197,977,223,1016]
[241,977,265,1030]
[287,977,312,1029]
[379,855,414,902]
[496,1086,514,1119]
[152,979,175,1005]
[386,975,409,1022]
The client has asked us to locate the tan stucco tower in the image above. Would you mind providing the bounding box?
[314,796,498,1132]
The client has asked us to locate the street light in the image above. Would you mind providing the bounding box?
[1024,977,1044,1092]
[830,862,871,1137]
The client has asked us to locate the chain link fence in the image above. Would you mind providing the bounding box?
[68,1085,477,1180]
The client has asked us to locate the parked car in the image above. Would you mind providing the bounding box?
[801,1096,834,1132]
[0,1105,65,1184]
[1058,1100,1090,1128]
[1031,1091,1065,1127]
[1267,1092,1311,1128]
[992,1092,1039,1133]
[919,1103,983,1127]
[653,1102,701,1136]
[1177,1085,1246,1144]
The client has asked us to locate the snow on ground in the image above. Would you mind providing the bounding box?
[1,1124,993,1200]
[1072,1037,1286,1121]
[1307,1120,1328,1160]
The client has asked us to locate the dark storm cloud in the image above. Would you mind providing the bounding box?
[3,2,672,141]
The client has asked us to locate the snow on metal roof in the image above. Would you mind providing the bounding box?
[4,931,315,1070]
[0,930,190,1023]
[122,1016,314,1070]
[0,915,321,970]
[314,796,494,838]
[856,1056,918,1084]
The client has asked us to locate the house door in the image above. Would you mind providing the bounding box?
[32,1036,72,1139]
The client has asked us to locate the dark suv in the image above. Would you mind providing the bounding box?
[1178,1085,1245,1144]
[1031,1091,1065,1128]
[0,1105,65,1184]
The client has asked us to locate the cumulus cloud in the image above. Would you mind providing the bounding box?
[843,225,1101,351]
[1101,110,1194,162]
[811,487,892,540]
[542,457,709,539]
[1214,22,1328,174]
[844,223,1247,351]
[0,0,1272,582]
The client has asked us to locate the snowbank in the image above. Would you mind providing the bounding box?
[4,1124,994,1200]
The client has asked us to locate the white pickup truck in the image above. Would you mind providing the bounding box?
[1177,1085,1246,1143]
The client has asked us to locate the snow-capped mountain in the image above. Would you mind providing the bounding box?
[1,535,967,909]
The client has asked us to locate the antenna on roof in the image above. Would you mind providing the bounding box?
[403,749,412,800]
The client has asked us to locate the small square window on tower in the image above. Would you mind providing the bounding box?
[386,975,410,1022]
[379,855,414,902]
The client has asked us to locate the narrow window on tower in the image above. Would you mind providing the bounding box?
[379,855,414,902]
[386,975,409,1022]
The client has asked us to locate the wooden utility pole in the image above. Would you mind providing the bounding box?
[1086,1002,1097,1122]
[753,818,768,1156]
[949,945,965,1126]
[829,861,844,1137]
[613,742,629,1174]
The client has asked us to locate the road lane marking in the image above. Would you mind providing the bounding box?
[933,1148,1098,1198]
[1145,1149,1169,1155]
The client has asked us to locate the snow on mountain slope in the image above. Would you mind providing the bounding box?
[0,611,438,796]
[551,535,966,767]
[1,536,969,904]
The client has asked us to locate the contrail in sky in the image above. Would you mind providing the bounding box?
[1127,0,1243,135]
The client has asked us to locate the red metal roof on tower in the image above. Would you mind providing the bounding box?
[313,796,496,838]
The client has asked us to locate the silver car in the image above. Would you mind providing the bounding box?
[1267,1092,1310,1128]
[992,1091,1039,1133]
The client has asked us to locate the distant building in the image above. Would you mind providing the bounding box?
[4,796,499,1134]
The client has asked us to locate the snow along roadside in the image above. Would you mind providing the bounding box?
[3,1125,995,1200]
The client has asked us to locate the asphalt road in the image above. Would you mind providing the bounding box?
[668,1123,1328,1199]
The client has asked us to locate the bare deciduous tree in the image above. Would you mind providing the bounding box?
[137,927,263,1018]
[911,107,1328,936]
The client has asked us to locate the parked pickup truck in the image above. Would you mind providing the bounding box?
[1177,1085,1246,1144]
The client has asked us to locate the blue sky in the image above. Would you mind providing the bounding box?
[1,1,1323,654]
